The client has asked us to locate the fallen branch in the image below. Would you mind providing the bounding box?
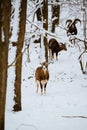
[62,116,87,119]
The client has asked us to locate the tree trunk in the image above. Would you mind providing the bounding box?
[43,0,48,61]
[83,0,87,39]
[0,0,11,130]
[36,0,42,21]
[51,0,60,33]
[13,0,27,112]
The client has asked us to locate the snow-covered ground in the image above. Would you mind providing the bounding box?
[5,42,87,130]
[5,1,87,130]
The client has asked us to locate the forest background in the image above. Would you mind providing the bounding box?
[0,0,87,130]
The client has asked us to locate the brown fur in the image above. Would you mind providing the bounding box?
[35,62,49,95]
[35,67,49,81]
[49,38,67,60]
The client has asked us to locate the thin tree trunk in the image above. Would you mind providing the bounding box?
[51,0,60,33]
[83,0,86,39]
[0,0,11,130]
[43,0,48,61]
[36,0,42,21]
[13,0,27,111]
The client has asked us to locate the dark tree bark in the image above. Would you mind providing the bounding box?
[51,0,60,33]
[36,0,42,21]
[43,0,48,61]
[13,0,27,111]
[34,0,42,43]
[83,0,87,39]
[0,0,11,130]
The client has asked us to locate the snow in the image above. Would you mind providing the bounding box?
[5,43,87,130]
[10,0,21,42]
[5,1,87,130]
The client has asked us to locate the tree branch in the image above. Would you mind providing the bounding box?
[26,19,61,39]
[8,44,29,68]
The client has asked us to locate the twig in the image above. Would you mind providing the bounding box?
[58,21,67,31]
[8,45,29,68]
[58,25,67,31]
[78,50,86,60]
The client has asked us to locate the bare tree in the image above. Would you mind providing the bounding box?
[51,0,60,33]
[0,0,11,129]
[13,0,27,111]
[43,0,48,61]
[82,0,87,39]
[36,0,42,21]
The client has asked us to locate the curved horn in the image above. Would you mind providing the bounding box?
[66,19,72,24]
[66,19,72,28]
[74,18,81,24]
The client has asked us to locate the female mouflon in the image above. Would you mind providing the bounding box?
[35,62,49,95]
[49,38,67,60]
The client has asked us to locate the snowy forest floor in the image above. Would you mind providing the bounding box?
[5,42,87,130]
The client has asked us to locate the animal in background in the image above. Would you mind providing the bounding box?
[48,38,67,60]
[35,62,49,95]
[66,18,81,36]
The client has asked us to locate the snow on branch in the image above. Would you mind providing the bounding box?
[26,19,61,39]
[27,0,43,18]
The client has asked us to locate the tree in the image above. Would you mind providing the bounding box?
[0,0,11,129]
[51,0,60,33]
[43,0,48,61]
[13,0,27,111]
[34,0,48,61]
[82,0,87,39]
[36,0,42,21]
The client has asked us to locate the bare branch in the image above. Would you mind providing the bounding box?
[26,19,61,39]
[8,44,29,68]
